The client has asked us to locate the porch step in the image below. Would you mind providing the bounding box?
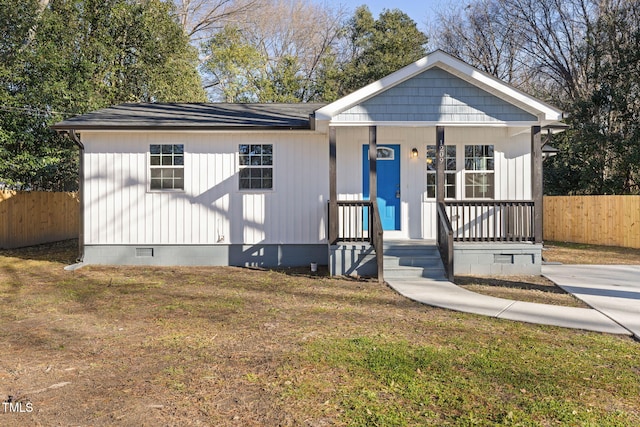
[383,245,440,257]
[383,241,447,280]
[383,255,442,268]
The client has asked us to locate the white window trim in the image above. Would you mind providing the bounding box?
[238,143,275,192]
[148,143,186,193]
[463,145,495,200]
[425,145,457,200]
[376,146,395,160]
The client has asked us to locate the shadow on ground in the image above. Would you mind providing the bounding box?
[0,239,79,264]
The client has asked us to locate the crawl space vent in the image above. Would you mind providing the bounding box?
[136,248,154,257]
[494,254,513,264]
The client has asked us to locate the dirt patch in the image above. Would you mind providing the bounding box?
[455,275,589,307]
[456,241,640,306]
[543,241,640,265]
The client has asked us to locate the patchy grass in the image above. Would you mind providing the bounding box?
[455,275,588,307]
[304,336,639,426]
[0,240,639,426]
[544,241,640,265]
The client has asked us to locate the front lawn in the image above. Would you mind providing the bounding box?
[1,241,638,426]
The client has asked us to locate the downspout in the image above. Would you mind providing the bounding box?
[61,130,84,263]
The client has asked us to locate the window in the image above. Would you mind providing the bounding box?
[239,144,273,190]
[464,145,494,198]
[426,145,456,199]
[376,147,395,160]
[150,144,184,190]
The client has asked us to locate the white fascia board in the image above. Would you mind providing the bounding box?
[315,50,564,123]
[74,129,321,135]
[328,121,539,128]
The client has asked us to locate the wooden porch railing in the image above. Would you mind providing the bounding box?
[444,201,535,242]
[331,200,371,242]
[436,202,454,281]
[329,200,384,282]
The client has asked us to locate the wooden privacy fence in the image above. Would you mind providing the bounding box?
[544,195,640,249]
[0,191,79,249]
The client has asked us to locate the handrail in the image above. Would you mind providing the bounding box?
[437,202,454,281]
[329,200,384,282]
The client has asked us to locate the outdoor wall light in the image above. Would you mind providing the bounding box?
[542,144,559,160]
[411,147,419,158]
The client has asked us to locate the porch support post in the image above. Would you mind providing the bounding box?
[436,126,445,203]
[531,125,543,244]
[329,126,338,245]
[369,126,377,200]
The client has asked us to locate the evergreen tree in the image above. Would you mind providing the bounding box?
[335,6,428,97]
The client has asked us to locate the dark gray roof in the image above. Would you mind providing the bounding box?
[52,103,327,131]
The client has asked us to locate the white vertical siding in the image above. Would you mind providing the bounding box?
[82,131,328,245]
[444,127,531,202]
[82,125,533,245]
[335,127,368,200]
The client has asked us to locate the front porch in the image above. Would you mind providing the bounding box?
[328,198,543,281]
[325,122,546,281]
[315,51,563,281]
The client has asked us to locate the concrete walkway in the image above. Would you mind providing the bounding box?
[542,265,640,340]
[386,276,633,337]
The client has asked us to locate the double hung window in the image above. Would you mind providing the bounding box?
[426,145,456,199]
[239,144,273,190]
[464,145,494,199]
[149,144,184,190]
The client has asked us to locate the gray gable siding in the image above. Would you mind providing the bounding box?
[334,67,537,123]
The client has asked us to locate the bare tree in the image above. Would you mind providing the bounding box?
[245,0,345,93]
[433,1,526,86]
[432,0,600,101]
[497,0,599,101]
[174,0,263,42]
[434,0,640,195]
[201,0,346,101]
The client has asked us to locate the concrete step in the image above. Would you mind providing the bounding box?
[383,243,438,248]
[383,255,442,268]
[383,246,440,257]
[382,241,446,280]
[383,239,437,246]
[384,265,448,280]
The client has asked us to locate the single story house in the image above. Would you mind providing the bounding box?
[53,50,564,278]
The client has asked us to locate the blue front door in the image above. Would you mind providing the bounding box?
[363,144,401,230]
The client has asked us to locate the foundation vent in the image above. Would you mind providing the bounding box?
[494,254,513,264]
[136,248,154,257]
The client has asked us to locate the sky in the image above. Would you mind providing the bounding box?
[335,0,459,31]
